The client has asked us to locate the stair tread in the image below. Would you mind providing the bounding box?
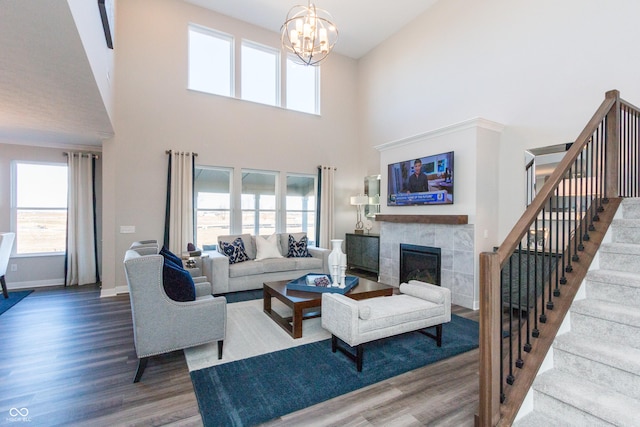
[572,298,640,326]
[535,370,640,425]
[600,242,640,255]
[587,269,640,288]
[514,411,558,427]
[555,332,640,375]
[612,218,640,227]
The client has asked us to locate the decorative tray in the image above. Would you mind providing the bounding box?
[286,274,359,294]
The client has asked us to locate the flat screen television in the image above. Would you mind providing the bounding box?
[387,151,454,206]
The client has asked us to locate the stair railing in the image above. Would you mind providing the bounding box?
[478,90,640,426]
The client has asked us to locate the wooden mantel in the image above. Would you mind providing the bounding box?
[375,214,468,225]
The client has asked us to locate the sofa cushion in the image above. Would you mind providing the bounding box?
[228,260,265,278]
[219,237,250,264]
[358,295,444,334]
[162,259,196,302]
[287,234,312,258]
[255,234,283,260]
[293,256,323,270]
[160,246,183,266]
[260,258,297,273]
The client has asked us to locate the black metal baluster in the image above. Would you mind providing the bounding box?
[507,254,515,385]
[525,229,533,351]
[516,243,524,369]
[572,158,580,263]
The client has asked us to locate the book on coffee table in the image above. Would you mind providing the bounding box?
[287,274,359,294]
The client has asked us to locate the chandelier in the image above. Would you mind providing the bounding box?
[281,2,339,66]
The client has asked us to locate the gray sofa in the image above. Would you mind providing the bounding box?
[202,233,330,294]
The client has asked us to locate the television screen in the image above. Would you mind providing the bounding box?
[387,151,454,206]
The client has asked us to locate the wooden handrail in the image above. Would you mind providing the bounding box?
[477,89,626,426]
[495,90,618,267]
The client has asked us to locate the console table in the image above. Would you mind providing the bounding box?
[345,233,380,275]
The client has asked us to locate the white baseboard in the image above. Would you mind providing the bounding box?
[7,279,65,290]
[100,286,129,298]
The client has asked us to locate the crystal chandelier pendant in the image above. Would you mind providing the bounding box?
[281,1,338,66]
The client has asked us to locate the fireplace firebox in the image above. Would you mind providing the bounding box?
[399,244,441,286]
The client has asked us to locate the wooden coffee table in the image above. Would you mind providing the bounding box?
[263,277,394,339]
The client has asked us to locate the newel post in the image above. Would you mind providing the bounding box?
[605,89,620,198]
[478,251,501,426]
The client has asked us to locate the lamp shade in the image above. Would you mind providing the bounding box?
[350,195,369,206]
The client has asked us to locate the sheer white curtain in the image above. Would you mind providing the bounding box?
[318,166,336,249]
[66,153,97,286]
[165,151,194,255]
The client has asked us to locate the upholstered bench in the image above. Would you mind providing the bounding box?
[321,280,451,371]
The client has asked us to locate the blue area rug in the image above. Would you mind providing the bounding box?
[191,314,479,426]
[218,289,263,304]
[0,290,32,316]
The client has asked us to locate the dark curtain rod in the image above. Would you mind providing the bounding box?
[166,150,198,156]
[64,152,99,159]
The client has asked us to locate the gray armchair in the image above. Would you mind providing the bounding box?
[123,247,227,382]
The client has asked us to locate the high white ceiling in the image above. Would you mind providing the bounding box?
[0,0,439,149]
[0,1,113,148]
[184,0,440,59]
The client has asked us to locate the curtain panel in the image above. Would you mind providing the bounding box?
[164,151,195,256]
[66,153,98,286]
[317,165,336,249]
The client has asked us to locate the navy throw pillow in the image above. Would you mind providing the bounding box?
[162,258,196,302]
[160,246,183,267]
[287,234,312,258]
[219,237,250,264]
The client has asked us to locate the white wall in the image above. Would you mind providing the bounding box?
[101,0,361,295]
[358,0,640,240]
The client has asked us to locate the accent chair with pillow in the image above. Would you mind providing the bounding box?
[123,244,226,382]
[202,233,330,294]
[0,232,16,299]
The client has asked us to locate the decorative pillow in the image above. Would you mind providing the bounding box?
[160,246,183,267]
[219,237,250,264]
[162,259,196,302]
[287,234,312,258]
[255,234,283,260]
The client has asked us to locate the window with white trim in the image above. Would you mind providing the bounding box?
[188,25,234,97]
[286,174,316,245]
[194,167,232,250]
[286,56,319,114]
[13,162,68,254]
[241,41,280,106]
[241,170,277,236]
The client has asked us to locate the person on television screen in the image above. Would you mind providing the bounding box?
[406,159,429,193]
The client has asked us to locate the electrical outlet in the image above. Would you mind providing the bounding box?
[120,225,136,234]
[10,264,17,272]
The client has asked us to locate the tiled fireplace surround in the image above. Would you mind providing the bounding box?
[378,221,475,309]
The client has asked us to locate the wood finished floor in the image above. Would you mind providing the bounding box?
[0,285,479,427]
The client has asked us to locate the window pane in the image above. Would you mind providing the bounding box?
[188,26,233,97]
[196,211,230,249]
[286,57,318,114]
[15,163,68,254]
[16,209,67,254]
[194,167,231,248]
[241,42,279,106]
[242,170,276,235]
[286,174,316,244]
[17,163,67,208]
